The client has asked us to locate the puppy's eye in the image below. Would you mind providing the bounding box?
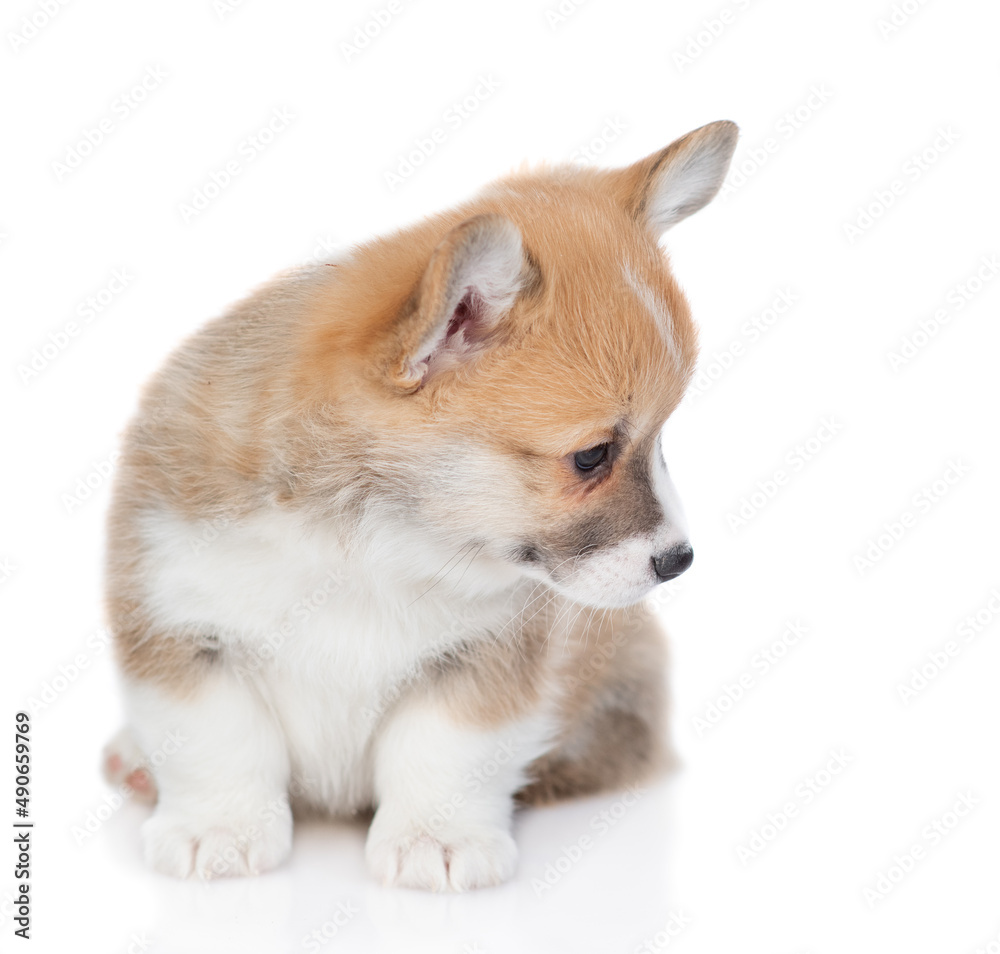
[573,443,609,473]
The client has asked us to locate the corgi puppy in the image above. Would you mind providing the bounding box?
[102,120,738,890]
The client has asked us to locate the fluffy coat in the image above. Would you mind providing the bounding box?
[102,120,738,889]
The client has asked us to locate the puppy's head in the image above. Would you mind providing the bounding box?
[324,121,737,608]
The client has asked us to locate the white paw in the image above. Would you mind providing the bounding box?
[142,805,292,879]
[365,821,517,891]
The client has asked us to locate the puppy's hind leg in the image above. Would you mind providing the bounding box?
[518,604,672,806]
[102,726,158,804]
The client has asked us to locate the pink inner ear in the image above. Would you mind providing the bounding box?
[415,289,489,381]
[444,289,483,346]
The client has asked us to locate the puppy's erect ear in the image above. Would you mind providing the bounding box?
[392,214,525,390]
[606,120,739,239]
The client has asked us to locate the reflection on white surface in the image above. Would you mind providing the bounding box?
[98,777,676,954]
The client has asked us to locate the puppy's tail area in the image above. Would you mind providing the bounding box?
[101,727,159,805]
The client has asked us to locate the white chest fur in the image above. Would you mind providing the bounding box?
[136,506,520,811]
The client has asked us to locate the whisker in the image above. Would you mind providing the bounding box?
[407,540,478,607]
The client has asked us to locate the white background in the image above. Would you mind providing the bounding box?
[2,0,999,951]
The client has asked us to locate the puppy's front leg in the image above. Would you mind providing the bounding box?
[124,667,293,879]
[366,691,554,891]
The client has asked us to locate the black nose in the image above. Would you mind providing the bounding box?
[652,544,694,582]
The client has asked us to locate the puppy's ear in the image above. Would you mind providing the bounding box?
[391,214,525,391]
[606,120,739,238]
